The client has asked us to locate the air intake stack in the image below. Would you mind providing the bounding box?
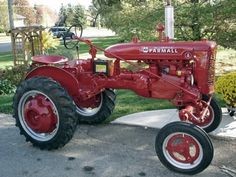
[165,0,174,40]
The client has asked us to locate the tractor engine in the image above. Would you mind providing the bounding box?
[103,39,217,106]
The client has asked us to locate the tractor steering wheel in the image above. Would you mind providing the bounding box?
[63,24,83,49]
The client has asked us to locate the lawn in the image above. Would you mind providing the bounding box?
[0,94,13,114]
[0,37,121,69]
[46,36,122,60]
[0,90,226,122]
[0,52,13,68]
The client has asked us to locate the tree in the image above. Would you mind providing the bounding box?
[174,0,236,48]
[88,0,121,27]
[72,5,86,26]
[56,4,67,26]
[13,0,36,25]
[34,5,58,27]
[98,0,163,40]
[98,0,236,49]
[56,4,86,27]
[0,0,9,31]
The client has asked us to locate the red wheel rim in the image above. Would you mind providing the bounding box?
[18,90,59,141]
[192,101,214,128]
[24,95,58,133]
[163,132,203,169]
[75,93,103,116]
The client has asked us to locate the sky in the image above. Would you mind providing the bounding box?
[28,0,92,11]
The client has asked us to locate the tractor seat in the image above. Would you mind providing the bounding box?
[32,55,68,64]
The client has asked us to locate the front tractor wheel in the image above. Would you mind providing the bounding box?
[13,77,77,150]
[179,95,222,133]
[75,89,116,124]
[155,122,213,175]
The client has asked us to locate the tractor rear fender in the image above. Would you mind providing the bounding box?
[25,66,80,97]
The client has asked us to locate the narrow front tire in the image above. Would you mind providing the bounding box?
[155,122,213,175]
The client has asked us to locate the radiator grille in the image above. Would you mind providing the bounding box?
[207,51,216,85]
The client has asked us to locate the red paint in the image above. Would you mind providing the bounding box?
[24,94,57,133]
[32,55,68,64]
[26,28,217,124]
[179,100,213,127]
[166,134,200,164]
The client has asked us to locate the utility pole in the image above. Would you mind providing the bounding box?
[7,0,14,29]
[165,0,174,39]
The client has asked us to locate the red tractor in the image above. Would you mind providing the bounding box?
[13,25,221,175]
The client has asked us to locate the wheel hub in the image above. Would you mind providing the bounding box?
[24,95,57,133]
[179,100,214,128]
[166,134,200,164]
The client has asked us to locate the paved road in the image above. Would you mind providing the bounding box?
[0,42,11,52]
[0,114,236,177]
[0,27,115,53]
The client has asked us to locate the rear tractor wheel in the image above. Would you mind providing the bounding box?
[155,122,213,175]
[13,77,77,150]
[75,89,116,124]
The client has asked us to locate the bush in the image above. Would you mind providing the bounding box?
[0,65,28,86]
[0,27,5,33]
[216,71,236,107]
[0,79,16,95]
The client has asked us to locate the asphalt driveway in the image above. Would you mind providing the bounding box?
[0,114,236,177]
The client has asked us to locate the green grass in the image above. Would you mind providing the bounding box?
[0,37,121,69]
[0,94,13,114]
[0,52,13,68]
[106,90,174,122]
[0,91,226,123]
[48,37,121,59]
[0,90,173,118]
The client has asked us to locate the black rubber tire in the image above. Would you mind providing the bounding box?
[13,77,77,150]
[155,122,213,175]
[76,89,116,124]
[201,95,222,133]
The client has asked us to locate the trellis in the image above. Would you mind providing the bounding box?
[10,26,44,66]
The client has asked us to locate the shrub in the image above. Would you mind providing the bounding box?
[0,79,16,95]
[0,27,5,33]
[0,65,28,86]
[216,71,236,107]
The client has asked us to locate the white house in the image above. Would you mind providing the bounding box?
[14,14,26,27]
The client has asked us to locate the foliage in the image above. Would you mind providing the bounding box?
[88,0,121,27]
[72,5,86,26]
[0,79,16,95]
[0,0,9,31]
[174,0,236,48]
[0,65,28,86]
[97,0,236,49]
[0,28,5,33]
[42,31,60,51]
[98,0,164,41]
[13,0,36,25]
[57,4,86,27]
[34,5,57,26]
[216,72,236,107]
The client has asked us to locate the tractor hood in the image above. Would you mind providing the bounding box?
[105,40,217,60]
